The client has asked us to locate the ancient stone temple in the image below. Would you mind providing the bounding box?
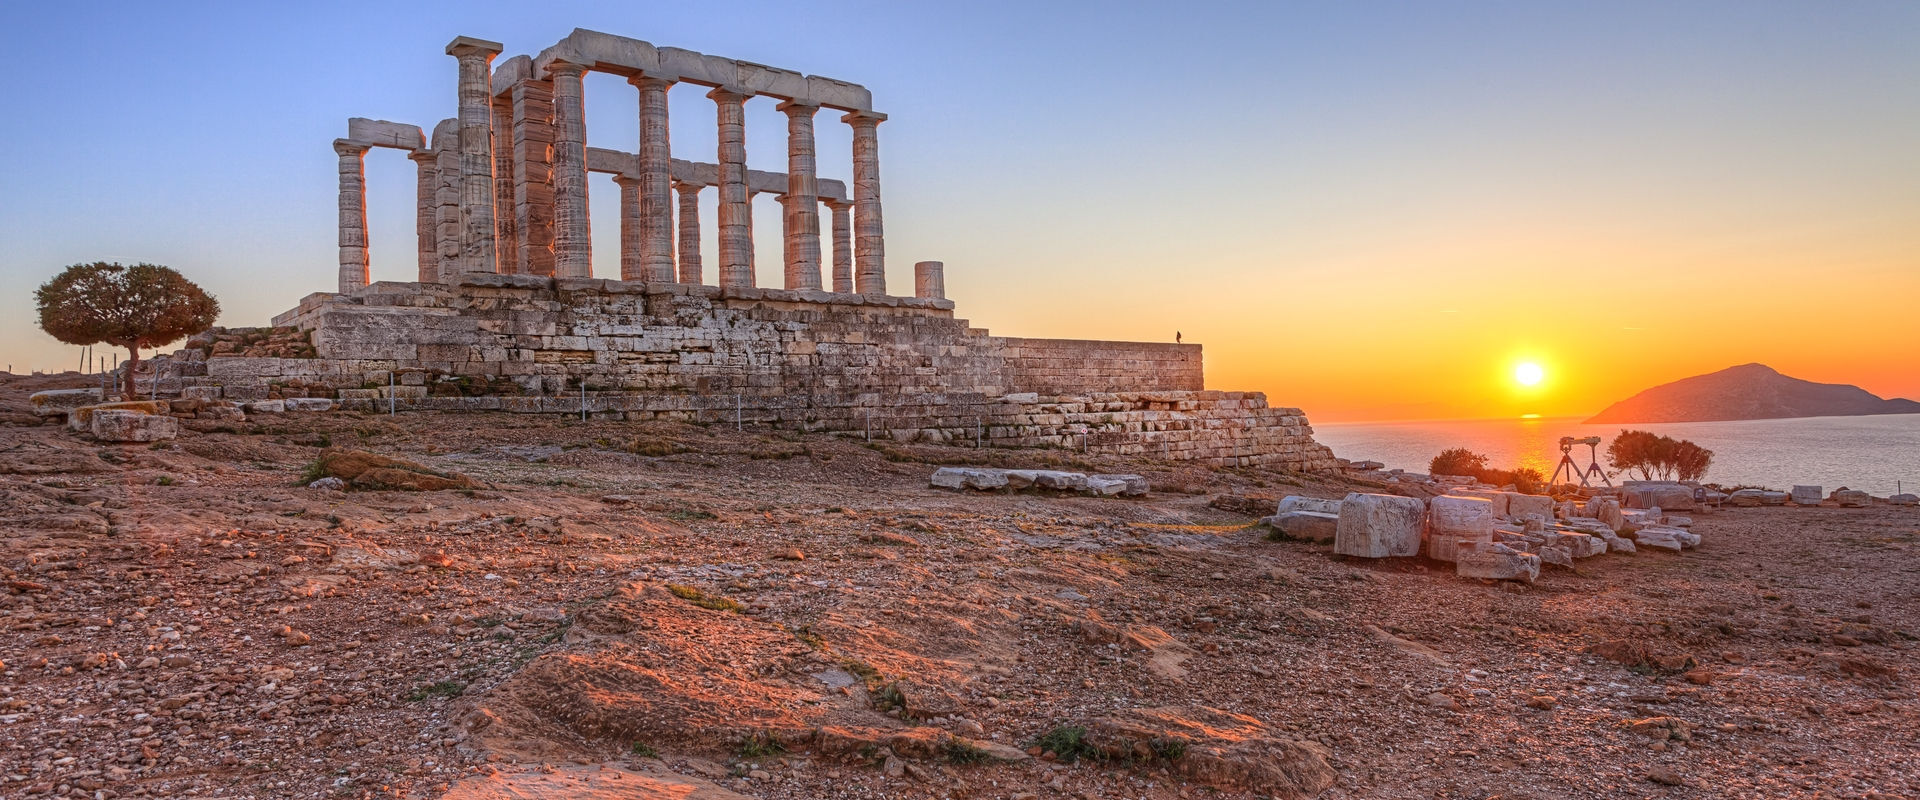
[176,29,1335,470]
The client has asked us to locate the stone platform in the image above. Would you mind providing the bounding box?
[144,275,1337,471]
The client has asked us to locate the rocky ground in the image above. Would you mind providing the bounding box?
[0,371,1915,800]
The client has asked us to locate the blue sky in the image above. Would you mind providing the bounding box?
[3,1,1915,419]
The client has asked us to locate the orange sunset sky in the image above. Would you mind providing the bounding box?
[0,2,1914,422]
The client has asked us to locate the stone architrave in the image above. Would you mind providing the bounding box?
[448,37,504,274]
[1450,489,1508,517]
[511,77,557,276]
[1334,493,1426,559]
[711,88,754,287]
[1428,495,1495,562]
[914,261,945,300]
[778,101,822,290]
[614,174,642,280]
[1503,492,1554,523]
[825,198,853,292]
[632,76,677,282]
[333,139,371,293]
[407,150,438,281]
[674,180,703,283]
[843,110,887,294]
[490,95,518,273]
[548,60,593,278]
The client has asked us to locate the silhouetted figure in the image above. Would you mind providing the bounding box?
[1176,331,1182,343]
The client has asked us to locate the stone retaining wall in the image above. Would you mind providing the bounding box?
[143,275,1333,470]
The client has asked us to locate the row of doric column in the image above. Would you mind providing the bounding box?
[335,35,929,300]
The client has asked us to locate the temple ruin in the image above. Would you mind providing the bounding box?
[164,29,1336,470]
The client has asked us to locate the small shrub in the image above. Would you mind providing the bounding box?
[736,731,787,760]
[1032,725,1102,764]
[665,583,746,614]
[871,682,905,712]
[1429,447,1489,478]
[404,680,466,701]
[1150,737,1188,761]
[630,741,659,758]
[943,737,991,764]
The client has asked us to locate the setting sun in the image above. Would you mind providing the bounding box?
[1515,362,1545,387]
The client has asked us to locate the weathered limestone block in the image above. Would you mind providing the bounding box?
[1448,489,1507,517]
[1538,544,1574,569]
[1084,476,1129,496]
[1265,510,1338,544]
[29,389,103,416]
[1090,474,1149,497]
[91,410,178,442]
[1833,489,1872,508]
[1624,482,1695,511]
[1455,541,1539,583]
[1502,492,1554,521]
[180,386,223,402]
[245,400,286,413]
[1890,493,1918,507]
[1546,531,1606,558]
[1584,496,1626,531]
[1032,471,1089,491]
[1428,495,1495,562]
[1276,495,1342,516]
[69,401,168,431]
[1633,528,1685,552]
[285,398,336,412]
[1791,485,1823,505]
[1333,493,1425,559]
[930,467,1007,491]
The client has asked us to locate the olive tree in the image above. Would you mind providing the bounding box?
[35,262,219,399]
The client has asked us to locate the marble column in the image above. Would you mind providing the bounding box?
[408,149,438,282]
[843,111,887,294]
[614,174,642,280]
[511,78,556,276]
[432,126,462,281]
[710,88,753,288]
[334,139,370,293]
[448,37,503,274]
[824,198,853,293]
[548,60,592,278]
[674,180,704,284]
[915,261,945,300]
[490,95,517,273]
[632,76,677,282]
[778,101,822,290]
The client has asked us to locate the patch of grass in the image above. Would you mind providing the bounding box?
[666,583,746,614]
[155,475,175,486]
[943,737,991,764]
[295,459,328,485]
[404,680,467,701]
[736,731,787,760]
[624,436,688,457]
[1032,725,1102,763]
[629,741,659,758]
[1150,737,1188,761]
[791,625,827,651]
[748,440,808,460]
[871,681,905,713]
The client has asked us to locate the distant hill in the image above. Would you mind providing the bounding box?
[1586,363,1920,424]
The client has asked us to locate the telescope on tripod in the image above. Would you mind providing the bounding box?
[1549,435,1611,488]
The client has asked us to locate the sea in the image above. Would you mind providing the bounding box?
[1310,413,1920,497]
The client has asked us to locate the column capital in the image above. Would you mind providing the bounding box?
[333,139,371,156]
[776,99,820,116]
[612,173,641,187]
[407,147,436,162]
[672,179,706,192]
[707,86,754,103]
[544,59,589,79]
[821,197,853,210]
[446,36,504,60]
[629,74,676,90]
[840,109,888,126]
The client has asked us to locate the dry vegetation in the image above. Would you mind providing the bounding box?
[0,372,1915,800]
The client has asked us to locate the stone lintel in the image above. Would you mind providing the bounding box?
[347,118,427,150]
[490,54,533,96]
[531,29,872,110]
[447,36,505,58]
